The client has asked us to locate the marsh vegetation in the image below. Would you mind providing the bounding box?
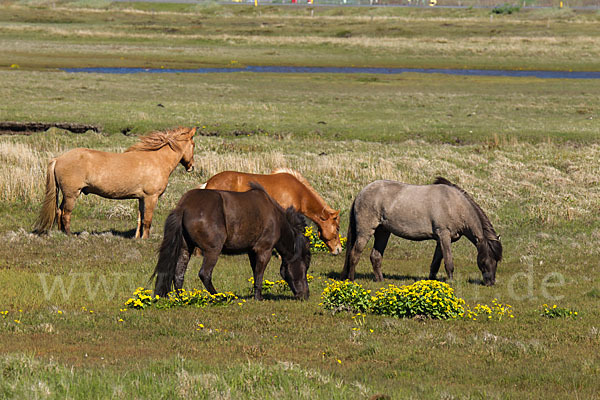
[1,1,599,398]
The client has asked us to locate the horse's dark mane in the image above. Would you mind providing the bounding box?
[285,206,311,265]
[248,181,283,210]
[433,177,502,261]
[248,181,310,264]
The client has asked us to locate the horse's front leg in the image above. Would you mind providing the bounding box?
[437,231,455,281]
[370,226,390,282]
[341,233,370,281]
[140,195,158,239]
[428,242,443,280]
[249,250,271,300]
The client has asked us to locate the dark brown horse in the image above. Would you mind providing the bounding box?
[200,169,342,254]
[152,184,311,300]
[341,178,502,286]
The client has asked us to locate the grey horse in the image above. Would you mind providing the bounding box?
[340,177,502,286]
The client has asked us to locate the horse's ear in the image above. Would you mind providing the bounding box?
[319,208,335,221]
[188,127,197,137]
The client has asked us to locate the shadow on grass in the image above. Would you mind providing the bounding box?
[236,293,299,301]
[71,228,138,238]
[108,228,137,238]
[324,270,430,283]
[467,277,486,286]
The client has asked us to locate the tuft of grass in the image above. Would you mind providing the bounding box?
[0,354,373,399]
[491,3,521,14]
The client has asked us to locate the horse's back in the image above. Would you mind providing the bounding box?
[53,148,102,189]
[204,171,245,191]
[204,171,303,209]
[355,180,476,239]
[54,147,167,198]
[219,188,280,231]
[182,188,279,251]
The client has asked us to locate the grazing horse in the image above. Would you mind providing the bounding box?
[152,184,311,300]
[341,178,502,286]
[33,127,196,238]
[200,168,342,254]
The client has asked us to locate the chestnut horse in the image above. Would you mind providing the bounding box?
[201,168,342,254]
[152,184,311,300]
[33,127,196,238]
[341,178,502,286]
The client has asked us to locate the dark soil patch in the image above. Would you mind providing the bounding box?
[0,121,101,135]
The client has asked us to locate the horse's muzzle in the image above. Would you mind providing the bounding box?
[296,290,310,301]
[483,277,496,286]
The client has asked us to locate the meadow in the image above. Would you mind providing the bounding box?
[1,1,600,398]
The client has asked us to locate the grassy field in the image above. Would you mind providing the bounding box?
[1,1,600,399]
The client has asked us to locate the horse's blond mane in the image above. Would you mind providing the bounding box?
[271,168,335,212]
[125,127,189,153]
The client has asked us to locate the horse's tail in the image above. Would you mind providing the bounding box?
[151,208,185,297]
[434,177,502,262]
[33,159,59,234]
[341,198,358,279]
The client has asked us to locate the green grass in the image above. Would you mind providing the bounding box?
[0,354,374,399]
[1,71,599,144]
[1,2,600,71]
[1,2,600,399]
[2,133,600,398]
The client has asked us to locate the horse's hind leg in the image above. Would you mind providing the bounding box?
[428,242,443,280]
[135,199,144,239]
[198,251,220,294]
[60,193,78,235]
[174,246,192,290]
[56,199,63,231]
[370,226,390,282]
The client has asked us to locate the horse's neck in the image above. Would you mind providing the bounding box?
[464,214,488,246]
[153,144,183,175]
[296,186,330,224]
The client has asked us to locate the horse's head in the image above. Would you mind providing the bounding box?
[477,236,503,286]
[318,209,342,255]
[280,208,312,300]
[178,127,196,172]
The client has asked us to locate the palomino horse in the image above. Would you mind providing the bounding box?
[33,127,196,238]
[341,177,502,286]
[201,168,342,254]
[152,184,311,300]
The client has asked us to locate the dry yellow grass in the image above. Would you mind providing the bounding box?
[5,136,597,230]
[3,23,597,61]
